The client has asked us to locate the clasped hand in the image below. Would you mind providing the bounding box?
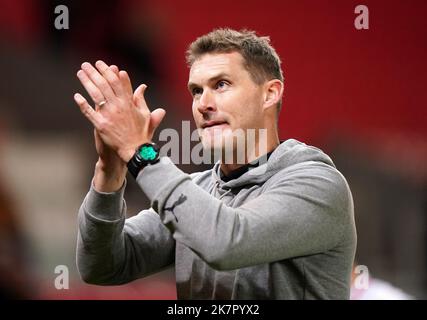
[73,60,165,164]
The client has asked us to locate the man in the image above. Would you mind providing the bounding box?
[74,28,356,299]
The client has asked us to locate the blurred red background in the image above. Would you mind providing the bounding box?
[0,0,425,299]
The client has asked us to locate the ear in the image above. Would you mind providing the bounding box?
[263,79,283,111]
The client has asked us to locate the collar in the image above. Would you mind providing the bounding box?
[219,148,276,182]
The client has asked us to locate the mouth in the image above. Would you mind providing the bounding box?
[201,120,228,129]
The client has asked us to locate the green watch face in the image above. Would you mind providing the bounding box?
[138,144,158,160]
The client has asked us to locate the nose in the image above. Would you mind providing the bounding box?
[197,89,216,115]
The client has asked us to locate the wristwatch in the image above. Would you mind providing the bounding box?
[127,142,160,178]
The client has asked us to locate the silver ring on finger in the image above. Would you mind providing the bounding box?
[98,100,107,107]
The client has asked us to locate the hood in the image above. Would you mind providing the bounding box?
[211,139,336,190]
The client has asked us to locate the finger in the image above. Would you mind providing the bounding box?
[95,60,125,97]
[109,66,121,98]
[119,70,133,99]
[81,62,116,101]
[110,65,119,76]
[149,108,166,133]
[74,93,103,127]
[77,70,107,108]
[133,84,149,111]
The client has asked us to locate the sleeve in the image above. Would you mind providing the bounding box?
[76,179,175,285]
[137,157,353,271]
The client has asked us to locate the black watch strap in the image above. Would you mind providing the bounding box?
[127,156,144,179]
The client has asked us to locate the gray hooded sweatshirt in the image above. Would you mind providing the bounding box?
[76,139,357,299]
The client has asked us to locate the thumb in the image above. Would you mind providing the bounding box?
[149,108,166,133]
[133,84,148,111]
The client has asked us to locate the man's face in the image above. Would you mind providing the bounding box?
[188,52,265,152]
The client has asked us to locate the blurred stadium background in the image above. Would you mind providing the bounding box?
[0,0,425,299]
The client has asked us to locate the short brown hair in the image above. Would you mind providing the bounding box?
[186,28,284,112]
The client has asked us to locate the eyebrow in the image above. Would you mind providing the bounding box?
[187,72,231,92]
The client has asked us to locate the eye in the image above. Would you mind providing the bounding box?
[216,80,229,90]
[192,87,203,97]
